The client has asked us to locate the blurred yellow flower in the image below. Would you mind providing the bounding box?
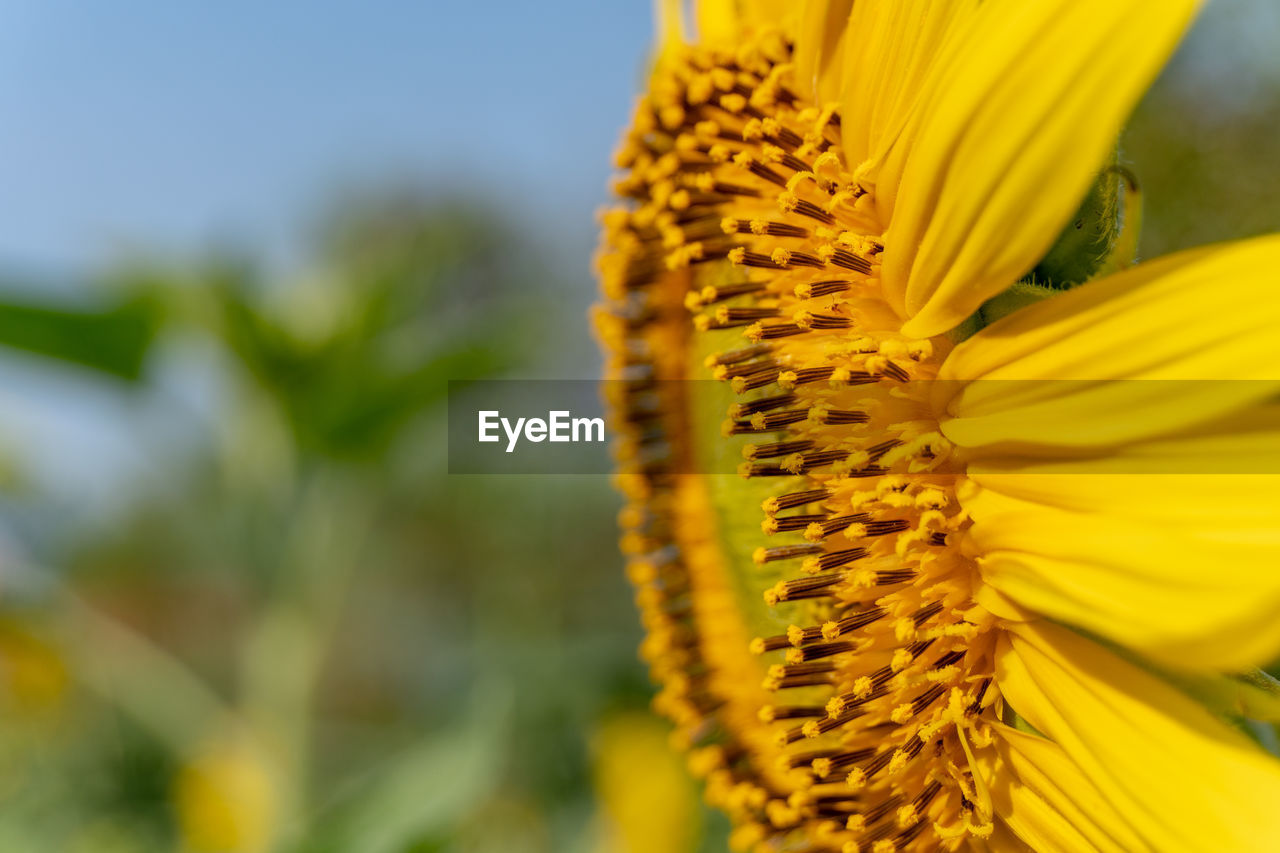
[592,712,701,853]
[0,618,69,715]
[174,731,277,853]
[597,0,1280,849]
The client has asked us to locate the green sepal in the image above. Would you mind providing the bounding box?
[1028,162,1124,291]
[956,159,1142,339]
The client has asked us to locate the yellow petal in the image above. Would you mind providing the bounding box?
[966,481,1280,670]
[792,0,854,103]
[937,236,1280,452]
[991,724,1144,852]
[947,404,1280,476]
[940,236,1280,382]
[654,0,687,68]
[838,0,979,219]
[702,0,793,34]
[882,0,1200,336]
[966,471,1280,537]
[996,622,1280,851]
[695,0,740,44]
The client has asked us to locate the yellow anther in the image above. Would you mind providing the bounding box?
[813,150,842,174]
[750,86,778,111]
[850,567,877,588]
[842,523,868,540]
[688,746,725,777]
[929,665,961,683]
[719,93,748,113]
[781,453,806,474]
[916,488,949,510]
[891,704,913,724]
[660,226,685,249]
[659,104,685,130]
[686,75,714,104]
[675,133,701,154]
[710,66,736,90]
[787,789,814,810]
[665,241,702,269]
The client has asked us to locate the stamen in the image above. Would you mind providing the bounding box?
[598,28,997,852]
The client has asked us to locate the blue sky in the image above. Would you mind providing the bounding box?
[1,0,1276,278]
[0,0,653,275]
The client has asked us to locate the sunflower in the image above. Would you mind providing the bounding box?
[595,1,1280,850]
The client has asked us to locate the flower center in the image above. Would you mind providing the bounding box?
[597,30,1001,852]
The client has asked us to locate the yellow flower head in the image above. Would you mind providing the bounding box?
[597,1,1280,850]
[0,619,69,715]
[174,731,277,853]
[592,712,701,853]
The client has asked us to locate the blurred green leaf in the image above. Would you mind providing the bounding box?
[0,290,160,379]
[295,687,510,853]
